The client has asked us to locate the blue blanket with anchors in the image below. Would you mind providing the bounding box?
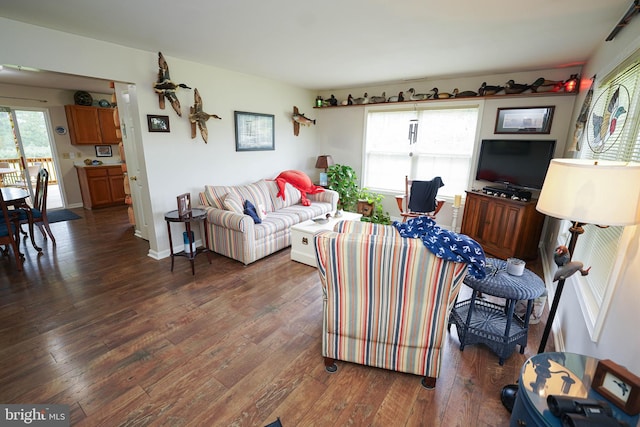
[393,216,486,279]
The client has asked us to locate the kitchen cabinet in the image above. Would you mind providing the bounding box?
[460,191,545,260]
[75,165,125,209]
[65,105,120,145]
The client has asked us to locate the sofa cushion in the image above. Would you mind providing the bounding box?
[204,180,274,213]
[253,211,300,239]
[236,180,274,213]
[269,182,302,210]
[279,202,333,222]
[223,192,244,213]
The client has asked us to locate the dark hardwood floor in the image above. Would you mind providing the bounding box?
[0,206,551,426]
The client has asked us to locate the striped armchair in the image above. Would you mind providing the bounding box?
[314,220,468,388]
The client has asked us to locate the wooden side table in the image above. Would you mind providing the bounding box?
[165,208,211,275]
[449,257,546,364]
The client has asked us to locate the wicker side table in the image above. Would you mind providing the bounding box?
[449,258,546,365]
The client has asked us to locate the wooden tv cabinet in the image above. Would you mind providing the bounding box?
[460,191,545,260]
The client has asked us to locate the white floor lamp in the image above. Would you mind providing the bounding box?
[535,159,640,353]
[501,158,640,412]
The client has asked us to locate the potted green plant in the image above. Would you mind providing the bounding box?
[327,164,391,224]
[358,188,391,225]
[327,164,359,212]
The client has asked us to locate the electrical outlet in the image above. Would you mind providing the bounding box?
[63,152,70,159]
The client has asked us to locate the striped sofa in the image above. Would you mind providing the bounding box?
[314,220,469,388]
[199,179,338,265]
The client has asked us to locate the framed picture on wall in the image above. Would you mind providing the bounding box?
[147,115,170,132]
[95,145,113,157]
[234,111,275,151]
[495,106,555,134]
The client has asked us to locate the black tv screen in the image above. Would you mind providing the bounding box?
[475,139,556,190]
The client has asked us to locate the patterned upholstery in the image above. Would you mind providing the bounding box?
[314,223,468,386]
[200,179,338,265]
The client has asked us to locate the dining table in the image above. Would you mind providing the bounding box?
[1,186,42,252]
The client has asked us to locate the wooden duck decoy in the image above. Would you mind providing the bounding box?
[504,79,531,94]
[351,93,369,105]
[324,94,338,107]
[387,91,404,102]
[452,88,478,98]
[189,88,221,144]
[530,77,564,93]
[153,52,191,117]
[406,88,430,101]
[431,87,454,99]
[478,82,504,96]
[369,92,386,103]
[341,94,354,105]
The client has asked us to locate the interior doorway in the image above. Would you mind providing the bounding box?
[0,106,64,208]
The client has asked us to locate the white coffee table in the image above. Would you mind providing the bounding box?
[290,211,362,267]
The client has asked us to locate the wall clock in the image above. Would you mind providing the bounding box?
[592,359,640,415]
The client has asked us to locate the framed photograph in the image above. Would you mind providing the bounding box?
[95,145,113,157]
[234,111,275,151]
[592,359,640,415]
[495,106,555,134]
[147,115,170,133]
[176,193,192,217]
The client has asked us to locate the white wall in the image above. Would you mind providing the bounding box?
[314,69,579,225]
[0,17,317,257]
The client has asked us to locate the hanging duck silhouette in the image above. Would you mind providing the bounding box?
[292,106,315,136]
[153,52,191,117]
[189,88,221,143]
[553,245,591,282]
[591,86,627,150]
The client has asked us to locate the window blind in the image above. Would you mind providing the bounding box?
[575,58,640,304]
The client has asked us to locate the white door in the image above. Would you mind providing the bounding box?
[114,83,150,241]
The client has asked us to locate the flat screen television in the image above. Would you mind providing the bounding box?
[475,139,556,190]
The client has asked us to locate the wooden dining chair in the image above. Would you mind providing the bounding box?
[395,175,445,222]
[0,188,23,271]
[20,168,56,245]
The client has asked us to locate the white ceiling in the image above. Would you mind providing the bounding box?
[0,0,634,93]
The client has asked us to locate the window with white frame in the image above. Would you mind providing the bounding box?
[573,58,640,340]
[362,104,481,196]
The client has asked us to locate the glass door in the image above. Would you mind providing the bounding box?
[0,106,64,208]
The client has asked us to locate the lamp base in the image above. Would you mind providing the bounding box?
[501,383,519,413]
